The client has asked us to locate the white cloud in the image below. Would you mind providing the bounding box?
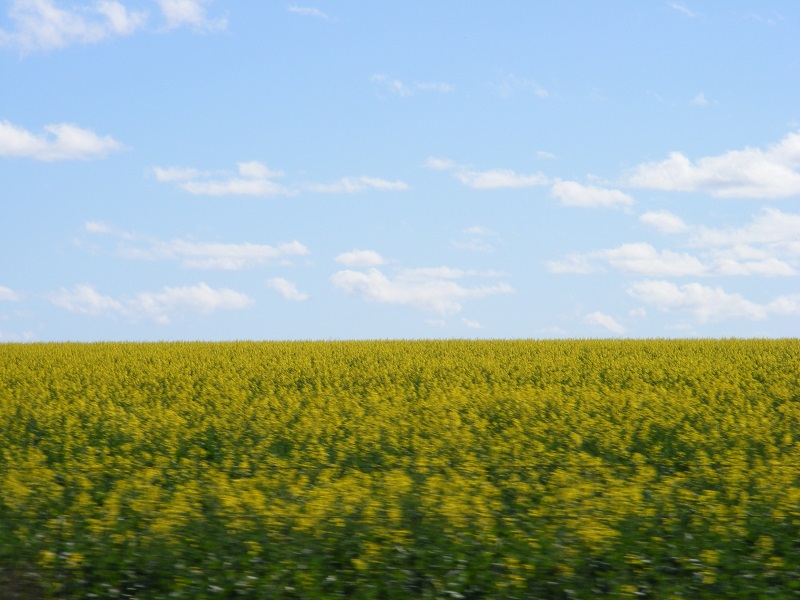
[0,286,23,301]
[548,243,705,277]
[51,284,125,316]
[453,226,498,253]
[640,210,689,233]
[287,6,329,19]
[130,283,253,323]
[551,180,634,208]
[331,267,512,315]
[51,282,253,324]
[536,150,557,160]
[585,311,626,334]
[690,92,708,106]
[0,120,122,160]
[0,0,147,52]
[600,243,705,276]
[152,166,207,182]
[123,239,310,270]
[372,75,453,97]
[304,176,409,194]
[690,208,800,250]
[624,130,800,198]
[625,280,800,322]
[461,317,482,329]
[415,81,454,93]
[495,73,548,98]
[371,74,412,97]
[154,161,292,196]
[334,249,386,267]
[84,223,310,269]
[267,277,309,301]
[428,156,549,189]
[669,2,698,18]
[154,0,226,31]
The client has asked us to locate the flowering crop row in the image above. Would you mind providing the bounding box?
[1,339,799,598]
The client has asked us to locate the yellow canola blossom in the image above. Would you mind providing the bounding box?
[0,339,799,598]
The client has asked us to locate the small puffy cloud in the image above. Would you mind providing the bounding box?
[267,277,309,301]
[640,210,689,234]
[305,176,408,194]
[0,285,23,301]
[0,120,122,160]
[154,0,226,31]
[551,180,634,208]
[626,280,800,322]
[585,311,626,335]
[428,157,549,189]
[331,266,512,315]
[153,161,292,196]
[51,284,125,316]
[287,6,329,19]
[0,0,147,52]
[335,249,386,267]
[51,282,253,324]
[461,317,482,329]
[691,92,709,106]
[623,130,800,198]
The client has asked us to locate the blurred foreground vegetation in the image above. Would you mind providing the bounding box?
[1,339,799,598]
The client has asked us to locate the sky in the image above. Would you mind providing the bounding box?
[1,1,799,341]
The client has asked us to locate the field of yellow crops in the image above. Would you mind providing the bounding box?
[1,339,799,598]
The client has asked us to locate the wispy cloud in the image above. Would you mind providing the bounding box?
[287,6,329,20]
[51,282,253,324]
[267,277,309,301]
[585,311,626,335]
[690,92,709,106]
[427,156,549,189]
[372,74,453,97]
[453,226,498,253]
[0,285,23,302]
[548,240,796,278]
[304,176,409,194]
[668,2,698,18]
[494,73,549,98]
[623,130,800,198]
[154,161,292,196]
[154,161,407,196]
[331,266,512,315]
[84,222,310,269]
[0,120,123,160]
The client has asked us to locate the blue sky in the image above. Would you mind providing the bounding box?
[1,1,799,341]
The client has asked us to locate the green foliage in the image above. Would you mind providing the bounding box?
[1,339,799,598]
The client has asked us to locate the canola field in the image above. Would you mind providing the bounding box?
[1,339,800,599]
